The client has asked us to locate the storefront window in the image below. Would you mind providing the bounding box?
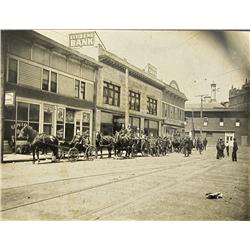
[82,112,90,136]
[65,109,75,141]
[4,102,40,151]
[56,108,64,140]
[43,105,54,135]
[29,104,39,122]
[17,102,28,121]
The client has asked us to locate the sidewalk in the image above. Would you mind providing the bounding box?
[3,153,53,163]
[2,150,111,163]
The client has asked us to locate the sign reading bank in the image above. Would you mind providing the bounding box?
[69,32,95,47]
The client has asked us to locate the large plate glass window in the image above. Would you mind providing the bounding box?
[56,108,65,140]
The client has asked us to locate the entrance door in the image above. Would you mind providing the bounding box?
[225,132,234,147]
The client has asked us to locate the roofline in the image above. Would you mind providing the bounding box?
[4,30,102,69]
[99,47,187,101]
[185,107,248,112]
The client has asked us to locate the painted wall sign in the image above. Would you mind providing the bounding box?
[5,91,16,106]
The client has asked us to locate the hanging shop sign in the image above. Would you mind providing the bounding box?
[69,32,95,48]
[5,91,16,106]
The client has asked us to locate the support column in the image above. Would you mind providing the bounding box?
[92,68,99,146]
[125,68,129,128]
[140,117,144,131]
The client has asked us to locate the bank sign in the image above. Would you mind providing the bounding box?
[69,32,95,47]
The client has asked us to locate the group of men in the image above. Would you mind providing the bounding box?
[216,137,238,161]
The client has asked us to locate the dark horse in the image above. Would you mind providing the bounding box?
[18,125,59,164]
[114,131,133,158]
[96,132,114,158]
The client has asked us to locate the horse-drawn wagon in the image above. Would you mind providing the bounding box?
[18,125,96,163]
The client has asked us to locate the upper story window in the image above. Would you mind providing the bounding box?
[103,81,120,107]
[236,119,240,127]
[129,90,140,111]
[219,118,224,127]
[204,117,208,126]
[42,69,57,93]
[75,80,85,99]
[50,72,57,93]
[147,97,157,116]
[42,69,50,91]
[8,58,18,83]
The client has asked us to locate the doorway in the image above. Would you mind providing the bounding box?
[225,132,234,147]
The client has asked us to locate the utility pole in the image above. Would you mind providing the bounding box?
[195,94,210,138]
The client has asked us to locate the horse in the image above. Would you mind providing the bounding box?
[114,131,133,158]
[18,125,59,164]
[96,132,114,158]
[172,138,181,153]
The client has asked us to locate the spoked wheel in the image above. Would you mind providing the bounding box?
[68,147,79,162]
[86,146,96,160]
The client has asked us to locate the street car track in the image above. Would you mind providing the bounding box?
[0,159,193,213]
[1,164,174,191]
[81,161,223,220]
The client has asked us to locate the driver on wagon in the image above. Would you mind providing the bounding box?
[70,129,82,147]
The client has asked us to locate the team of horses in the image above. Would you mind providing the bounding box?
[18,125,203,164]
[95,131,174,158]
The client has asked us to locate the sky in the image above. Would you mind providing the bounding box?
[37,30,250,104]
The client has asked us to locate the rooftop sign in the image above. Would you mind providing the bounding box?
[69,32,95,47]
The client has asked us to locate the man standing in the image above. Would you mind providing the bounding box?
[203,137,208,150]
[225,140,230,156]
[232,138,238,162]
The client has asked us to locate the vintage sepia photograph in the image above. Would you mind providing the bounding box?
[0,29,249,221]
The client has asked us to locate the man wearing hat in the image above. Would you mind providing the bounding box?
[232,138,238,162]
[216,137,225,159]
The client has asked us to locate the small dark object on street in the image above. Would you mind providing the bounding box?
[206,192,223,199]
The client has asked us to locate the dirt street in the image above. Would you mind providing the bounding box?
[1,147,249,220]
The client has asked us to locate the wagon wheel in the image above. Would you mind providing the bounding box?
[86,146,96,160]
[68,147,79,162]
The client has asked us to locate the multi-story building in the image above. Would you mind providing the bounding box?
[1,30,187,158]
[96,48,187,136]
[229,78,250,110]
[185,84,249,146]
[1,30,101,153]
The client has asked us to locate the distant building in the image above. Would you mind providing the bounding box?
[229,78,250,110]
[185,84,249,146]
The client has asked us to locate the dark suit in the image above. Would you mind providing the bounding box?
[232,141,238,161]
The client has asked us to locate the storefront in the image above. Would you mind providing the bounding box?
[144,119,159,136]
[100,111,124,135]
[3,97,93,153]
